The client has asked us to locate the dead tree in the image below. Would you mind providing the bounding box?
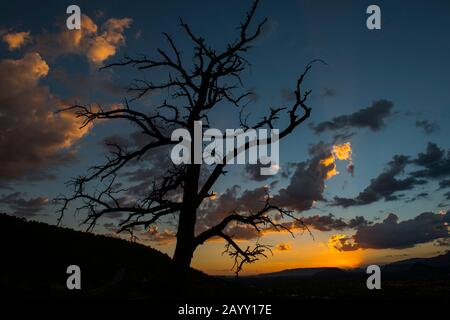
[57,0,319,275]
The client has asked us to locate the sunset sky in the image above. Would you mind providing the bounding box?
[1,0,449,275]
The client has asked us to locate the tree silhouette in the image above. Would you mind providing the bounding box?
[58,0,320,275]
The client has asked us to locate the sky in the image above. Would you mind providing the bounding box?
[0,0,449,275]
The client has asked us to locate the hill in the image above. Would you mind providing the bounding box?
[0,213,239,299]
[383,252,450,272]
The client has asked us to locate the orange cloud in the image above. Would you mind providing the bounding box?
[87,17,132,63]
[320,142,353,179]
[275,243,291,251]
[2,31,30,50]
[34,14,131,65]
[328,233,359,251]
[332,142,352,160]
[0,52,91,180]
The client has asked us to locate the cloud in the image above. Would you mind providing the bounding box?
[216,142,353,218]
[310,99,394,134]
[275,243,291,251]
[196,142,356,238]
[334,155,426,207]
[119,143,177,199]
[197,185,269,232]
[333,143,450,207]
[300,214,368,232]
[328,234,359,251]
[244,163,278,181]
[439,179,450,190]
[2,31,31,50]
[212,213,370,241]
[415,120,439,135]
[0,192,48,217]
[406,192,429,202]
[273,142,350,211]
[0,183,13,190]
[0,52,90,181]
[223,223,260,240]
[434,237,450,247]
[195,178,362,238]
[322,87,336,97]
[139,226,176,245]
[34,15,131,65]
[34,15,97,60]
[87,18,132,63]
[410,142,450,180]
[331,211,450,251]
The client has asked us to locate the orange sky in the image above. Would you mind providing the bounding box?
[148,228,442,276]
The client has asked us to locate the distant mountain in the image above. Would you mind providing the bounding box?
[250,252,450,278]
[383,251,450,273]
[253,267,346,278]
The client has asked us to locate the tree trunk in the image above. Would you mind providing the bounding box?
[172,164,201,276]
[173,208,196,272]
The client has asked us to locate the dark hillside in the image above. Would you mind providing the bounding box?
[0,213,239,299]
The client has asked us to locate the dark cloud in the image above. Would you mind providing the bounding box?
[0,192,49,217]
[301,214,347,231]
[415,120,439,135]
[353,211,449,250]
[208,213,370,241]
[279,162,297,179]
[272,142,335,211]
[198,140,357,237]
[223,223,260,240]
[332,131,356,144]
[406,192,429,203]
[101,133,177,199]
[244,163,274,181]
[198,142,338,232]
[445,191,450,200]
[300,214,369,232]
[197,185,268,232]
[438,202,449,208]
[334,155,426,207]
[410,142,450,180]
[332,211,449,251]
[322,87,336,97]
[198,180,371,240]
[310,99,394,134]
[0,183,13,190]
[439,179,450,190]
